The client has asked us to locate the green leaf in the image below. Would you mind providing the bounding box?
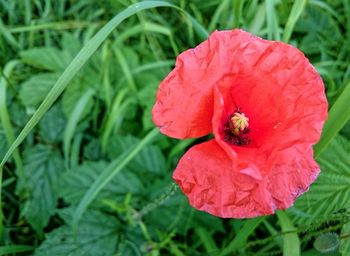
[35,209,119,256]
[20,145,64,234]
[58,161,143,206]
[296,5,341,55]
[39,104,66,143]
[117,241,142,256]
[61,70,97,117]
[289,135,350,224]
[61,32,81,57]
[144,185,224,235]
[20,47,71,72]
[19,73,59,109]
[107,135,166,175]
[83,139,103,161]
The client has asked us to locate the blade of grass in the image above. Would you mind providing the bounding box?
[101,88,132,152]
[208,0,230,31]
[114,22,179,55]
[0,60,24,237]
[265,0,280,40]
[114,48,137,92]
[219,217,265,255]
[8,21,105,33]
[233,0,244,28]
[196,227,218,253]
[72,128,159,229]
[70,133,83,171]
[248,3,266,35]
[276,211,300,256]
[0,245,34,255]
[0,60,23,175]
[282,0,307,43]
[101,41,112,110]
[314,80,350,157]
[0,18,20,50]
[63,89,94,170]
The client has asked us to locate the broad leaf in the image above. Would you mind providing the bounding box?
[39,104,66,143]
[58,161,143,207]
[144,182,224,234]
[107,135,166,175]
[20,145,64,233]
[289,135,350,224]
[61,70,97,117]
[19,73,59,109]
[35,209,119,256]
[20,47,71,72]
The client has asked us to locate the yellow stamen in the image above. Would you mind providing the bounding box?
[230,112,249,135]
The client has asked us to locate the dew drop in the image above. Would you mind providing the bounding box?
[273,122,282,130]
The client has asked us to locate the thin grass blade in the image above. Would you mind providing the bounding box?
[0,245,34,255]
[282,0,307,43]
[0,18,21,50]
[265,0,280,40]
[219,217,264,255]
[276,211,300,256]
[314,80,350,157]
[63,89,95,169]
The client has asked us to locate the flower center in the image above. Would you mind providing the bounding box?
[229,112,249,135]
[223,110,251,146]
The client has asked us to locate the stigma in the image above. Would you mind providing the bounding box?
[229,112,249,135]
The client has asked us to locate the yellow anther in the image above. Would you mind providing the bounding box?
[230,112,249,135]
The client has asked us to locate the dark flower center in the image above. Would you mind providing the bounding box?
[223,109,251,146]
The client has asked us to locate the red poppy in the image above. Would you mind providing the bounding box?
[152,29,328,218]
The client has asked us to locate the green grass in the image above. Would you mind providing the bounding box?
[0,0,350,255]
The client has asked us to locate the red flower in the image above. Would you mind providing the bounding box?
[152,29,328,218]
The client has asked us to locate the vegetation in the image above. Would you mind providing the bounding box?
[0,0,350,255]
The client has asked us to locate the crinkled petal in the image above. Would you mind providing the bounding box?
[152,30,254,139]
[173,140,321,218]
[266,144,320,209]
[173,139,275,218]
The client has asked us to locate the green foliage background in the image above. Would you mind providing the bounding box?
[0,0,350,255]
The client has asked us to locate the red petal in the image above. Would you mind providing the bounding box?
[266,145,320,209]
[152,30,253,139]
[173,140,275,218]
[173,140,321,218]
